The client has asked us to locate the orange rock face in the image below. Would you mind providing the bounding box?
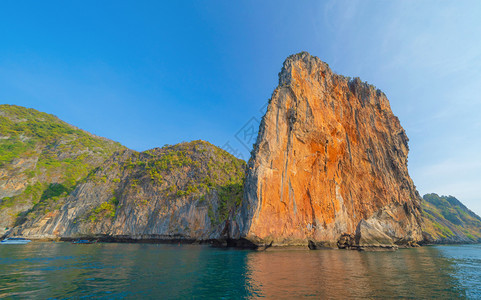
[237,52,423,248]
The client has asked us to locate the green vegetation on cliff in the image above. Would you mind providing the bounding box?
[14,139,246,239]
[0,104,125,231]
[92,140,246,226]
[422,193,481,243]
[4,105,481,245]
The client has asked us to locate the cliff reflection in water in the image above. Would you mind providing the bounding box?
[245,247,465,298]
[0,243,477,299]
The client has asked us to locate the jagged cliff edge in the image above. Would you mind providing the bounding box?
[234,52,424,250]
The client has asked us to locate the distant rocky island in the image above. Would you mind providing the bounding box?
[1,52,480,249]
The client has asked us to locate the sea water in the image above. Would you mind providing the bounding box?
[0,242,480,299]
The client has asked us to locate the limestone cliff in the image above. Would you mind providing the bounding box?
[0,105,124,236]
[7,56,480,249]
[13,141,245,241]
[237,52,424,249]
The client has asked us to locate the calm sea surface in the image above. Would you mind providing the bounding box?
[0,242,480,299]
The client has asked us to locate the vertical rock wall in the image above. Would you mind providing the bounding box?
[237,52,423,248]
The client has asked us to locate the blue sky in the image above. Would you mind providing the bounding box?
[1,1,480,214]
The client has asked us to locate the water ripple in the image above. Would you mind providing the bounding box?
[0,243,478,299]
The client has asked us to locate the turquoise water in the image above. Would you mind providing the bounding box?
[0,243,480,299]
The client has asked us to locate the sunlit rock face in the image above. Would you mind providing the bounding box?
[236,52,423,249]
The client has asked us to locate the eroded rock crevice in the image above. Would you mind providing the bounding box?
[240,52,423,248]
